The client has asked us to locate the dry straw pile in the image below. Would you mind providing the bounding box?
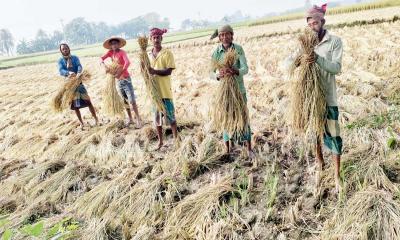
[138,36,166,113]
[290,28,326,139]
[211,48,250,138]
[103,61,125,116]
[52,70,92,112]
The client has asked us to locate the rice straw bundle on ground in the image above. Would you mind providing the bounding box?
[182,136,228,179]
[138,36,166,113]
[103,61,125,116]
[72,168,145,220]
[211,48,250,137]
[27,164,101,203]
[103,174,181,232]
[52,70,92,112]
[322,189,400,240]
[290,28,326,139]
[163,177,234,239]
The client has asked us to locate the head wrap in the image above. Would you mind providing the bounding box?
[59,43,73,70]
[306,3,327,21]
[210,25,234,40]
[150,28,168,37]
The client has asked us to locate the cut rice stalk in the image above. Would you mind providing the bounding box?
[27,164,101,203]
[103,174,183,232]
[289,27,326,140]
[182,136,228,180]
[211,48,250,138]
[52,70,92,112]
[323,189,400,240]
[72,166,150,220]
[163,177,234,239]
[138,36,166,113]
[103,61,126,116]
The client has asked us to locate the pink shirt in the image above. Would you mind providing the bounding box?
[100,49,131,78]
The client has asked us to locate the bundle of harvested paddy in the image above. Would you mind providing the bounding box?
[28,164,103,203]
[103,61,125,116]
[182,136,228,180]
[290,28,326,139]
[138,36,166,113]
[103,174,183,232]
[322,189,400,240]
[72,167,150,219]
[211,48,250,138]
[363,163,399,193]
[52,70,92,112]
[163,177,234,239]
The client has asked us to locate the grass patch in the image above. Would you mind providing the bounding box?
[345,108,400,130]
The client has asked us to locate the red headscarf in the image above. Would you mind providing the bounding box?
[150,28,168,37]
[306,3,327,21]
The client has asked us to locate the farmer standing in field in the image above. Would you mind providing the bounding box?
[287,4,343,192]
[58,43,99,129]
[100,37,143,128]
[210,25,254,158]
[147,28,179,150]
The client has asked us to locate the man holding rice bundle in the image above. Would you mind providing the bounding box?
[58,43,99,129]
[100,37,143,128]
[147,28,179,150]
[210,25,253,158]
[287,4,343,191]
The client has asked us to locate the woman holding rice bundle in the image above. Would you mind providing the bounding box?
[100,37,143,128]
[147,28,179,150]
[286,4,344,192]
[210,25,254,158]
[58,43,99,129]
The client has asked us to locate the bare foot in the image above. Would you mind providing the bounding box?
[135,119,143,129]
[155,142,164,151]
[125,120,134,127]
[335,177,342,194]
[94,118,100,126]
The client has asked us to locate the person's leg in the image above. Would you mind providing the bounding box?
[124,77,142,127]
[130,101,143,127]
[225,141,230,154]
[126,108,133,124]
[316,138,324,171]
[333,154,341,192]
[116,79,133,124]
[164,99,179,142]
[246,140,255,159]
[156,126,163,149]
[154,111,164,150]
[87,101,99,125]
[74,109,84,129]
[171,123,178,140]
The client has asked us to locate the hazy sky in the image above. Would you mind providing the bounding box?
[0,0,327,41]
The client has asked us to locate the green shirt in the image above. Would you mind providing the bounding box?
[315,31,343,106]
[211,43,249,95]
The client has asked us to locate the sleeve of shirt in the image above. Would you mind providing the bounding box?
[58,59,69,77]
[164,51,176,69]
[237,47,248,77]
[121,51,130,71]
[100,51,111,62]
[316,38,343,74]
[75,56,83,73]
